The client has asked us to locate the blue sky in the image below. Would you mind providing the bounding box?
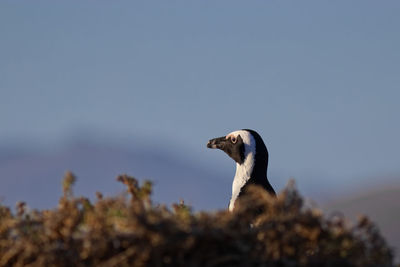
[1,1,400,193]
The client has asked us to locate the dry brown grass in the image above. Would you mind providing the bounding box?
[0,172,395,266]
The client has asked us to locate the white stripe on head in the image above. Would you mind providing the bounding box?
[227,130,256,211]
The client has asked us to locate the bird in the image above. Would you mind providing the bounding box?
[207,129,275,211]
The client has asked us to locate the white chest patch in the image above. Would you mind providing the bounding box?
[227,130,256,211]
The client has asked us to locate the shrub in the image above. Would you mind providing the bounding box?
[0,172,394,266]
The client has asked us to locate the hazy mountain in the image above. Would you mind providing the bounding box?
[0,137,332,211]
[0,139,233,211]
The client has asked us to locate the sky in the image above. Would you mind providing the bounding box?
[1,1,400,196]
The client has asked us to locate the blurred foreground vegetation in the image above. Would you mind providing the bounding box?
[0,172,395,266]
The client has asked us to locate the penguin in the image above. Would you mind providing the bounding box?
[207,129,275,211]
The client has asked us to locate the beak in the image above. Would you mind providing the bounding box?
[207,136,227,150]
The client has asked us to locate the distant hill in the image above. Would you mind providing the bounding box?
[0,141,232,211]
[324,185,400,261]
[0,137,346,211]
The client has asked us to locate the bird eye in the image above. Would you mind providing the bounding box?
[231,136,237,143]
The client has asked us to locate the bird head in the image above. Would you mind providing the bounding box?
[207,130,258,165]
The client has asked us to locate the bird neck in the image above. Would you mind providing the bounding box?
[229,152,255,211]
